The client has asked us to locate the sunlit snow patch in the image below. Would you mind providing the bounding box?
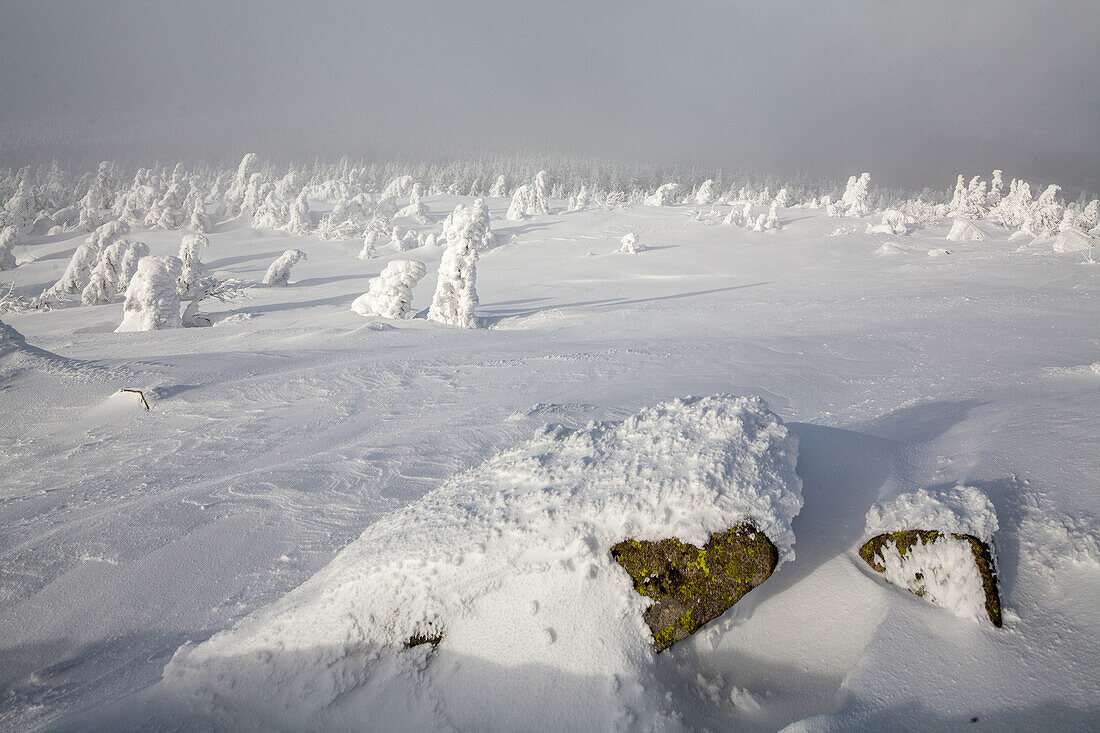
[161,395,802,730]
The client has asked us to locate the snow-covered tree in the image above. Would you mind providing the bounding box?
[1032,185,1064,235]
[879,209,910,235]
[428,204,480,328]
[0,226,18,270]
[488,175,507,198]
[189,196,212,233]
[251,185,288,230]
[1078,199,1100,232]
[4,176,36,234]
[225,154,259,217]
[774,187,792,208]
[506,184,531,220]
[391,226,420,252]
[645,182,682,207]
[51,220,130,294]
[263,249,306,286]
[694,179,717,205]
[568,184,591,211]
[115,256,183,332]
[841,172,871,216]
[620,231,646,253]
[764,201,780,230]
[81,239,148,305]
[532,170,550,215]
[396,183,429,224]
[350,259,427,320]
[987,170,1004,209]
[177,233,211,299]
[145,181,189,230]
[358,230,380,260]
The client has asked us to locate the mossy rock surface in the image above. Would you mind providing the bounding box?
[611,523,778,652]
[859,530,1002,627]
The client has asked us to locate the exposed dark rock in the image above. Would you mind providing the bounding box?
[611,523,778,652]
[859,530,1002,627]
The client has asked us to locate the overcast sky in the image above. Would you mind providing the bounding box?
[1,0,1097,190]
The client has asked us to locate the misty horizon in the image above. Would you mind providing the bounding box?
[1,0,1098,193]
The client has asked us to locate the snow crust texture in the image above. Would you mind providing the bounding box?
[161,394,802,729]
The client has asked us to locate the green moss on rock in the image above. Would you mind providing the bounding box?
[859,530,1002,627]
[611,523,779,652]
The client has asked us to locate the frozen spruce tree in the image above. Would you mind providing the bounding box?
[284,189,313,236]
[115,256,183,332]
[263,249,307,286]
[81,239,148,305]
[358,230,380,260]
[620,232,646,253]
[225,154,259,218]
[532,171,550,215]
[189,196,212,233]
[694,179,717,205]
[0,226,17,270]
[51,220,130,295]
[488,175,507,198]
[841,172,871,216]
[1032,185,1064,235]
[506,184,533,220]
[764,201,780,230]
[351,259,427,320]
[396,183,429,224]
[177,234,211,299]
[428,204,480,328]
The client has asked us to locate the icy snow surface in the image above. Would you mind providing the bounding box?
[1,196,1098,732]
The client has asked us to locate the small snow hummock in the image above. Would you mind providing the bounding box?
[262,249,307,286]
[945,218,987,242]
[160,395,802,730]
[351,259,427,320]
[115,256,183,332]
[620,232,646,253]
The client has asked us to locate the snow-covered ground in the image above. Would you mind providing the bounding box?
[1,197,1098,731]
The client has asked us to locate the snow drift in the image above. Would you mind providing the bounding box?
[159,395,802,730]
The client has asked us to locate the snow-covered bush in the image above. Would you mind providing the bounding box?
[263,249,307,286]
[350,259,427,320]
[428,204,480,328]
[867,209,910,236]
[115,256,183,332]
[619,232,646,253]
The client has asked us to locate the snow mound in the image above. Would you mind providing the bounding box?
[161,395,801,729]
[865,485,998,543]
[875,242,906,255]
[945,218,987,242]
[1051,228,1094,253]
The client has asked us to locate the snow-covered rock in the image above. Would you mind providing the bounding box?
[861,486,1001,626]
[161,395,801,728]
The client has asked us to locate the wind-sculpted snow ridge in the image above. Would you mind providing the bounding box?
[160,395,801,730]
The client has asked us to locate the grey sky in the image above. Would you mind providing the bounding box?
[1,0,1097,191]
